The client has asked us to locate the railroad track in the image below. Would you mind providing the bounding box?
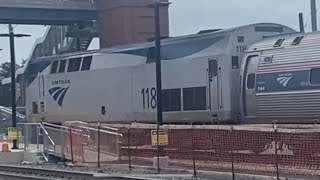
[0,165,148,180]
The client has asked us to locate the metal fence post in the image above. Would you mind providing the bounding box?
[128,127,132,170]
[98,124,101,168]
[23,124,28,150]
[157,124,160,174]
[229,126,235,180]
[116,135,121,161]
[69,126,74,164]
[191,125,196,177]
[273,121,280,180]
[36,126,40,150]
[61,126,65,161]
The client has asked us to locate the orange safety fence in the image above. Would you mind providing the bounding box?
[43,122,320,177]
[119,124,320,177]
[70,124,123,163]
[63,126,84,163]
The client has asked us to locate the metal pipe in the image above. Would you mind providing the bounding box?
[311,0,317,32]
[299,13,305,33]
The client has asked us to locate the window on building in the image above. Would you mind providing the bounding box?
[310,68,320,85]
[162,89,181,112]
[183,87,206,111]
[81,56,92,71]
[50,61,58,74]
[58,60,67,73]
[67,58,82,72]
[247,74,256,89]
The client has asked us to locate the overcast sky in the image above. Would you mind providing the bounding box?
[0,0,316,64]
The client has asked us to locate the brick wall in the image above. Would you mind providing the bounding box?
[96,0,169,48]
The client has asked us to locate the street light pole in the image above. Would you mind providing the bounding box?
[152,0,171,126]
[149,0,171,172]
[154,2,163,126]
[0,24,30,149]
[9,24,17,149]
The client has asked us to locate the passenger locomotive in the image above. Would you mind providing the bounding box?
[25,23,298,124]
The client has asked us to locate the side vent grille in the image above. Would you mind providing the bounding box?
[273,38,285,47]
[292,36,304,45]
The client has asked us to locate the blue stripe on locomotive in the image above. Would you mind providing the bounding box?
[256,70,316,93]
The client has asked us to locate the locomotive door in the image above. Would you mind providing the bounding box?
[208,59,219,111]
[243,56,259,117]
[38,73,46,114]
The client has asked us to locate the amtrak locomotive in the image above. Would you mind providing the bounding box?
[25,23,297,124]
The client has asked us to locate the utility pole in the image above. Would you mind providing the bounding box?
[311,0,317,32]
[0,24,30,149]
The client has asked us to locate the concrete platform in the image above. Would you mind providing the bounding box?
[0,142,44,164]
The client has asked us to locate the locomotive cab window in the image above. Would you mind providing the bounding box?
[310,68,320,85]
[147,47,155,63]
[58,60,67,73]
[50,61,58,74]
[68,58,82,72]
[247,74,256,89]
[81,56,92,71]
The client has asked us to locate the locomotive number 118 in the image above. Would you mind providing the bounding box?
[141,88,157,109]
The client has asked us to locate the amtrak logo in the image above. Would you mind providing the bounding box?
[48,86,70,106]
[277,74,293,87]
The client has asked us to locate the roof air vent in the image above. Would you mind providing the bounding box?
[292,36,304,45]
[273,38,285,47]
[197,29,222,34]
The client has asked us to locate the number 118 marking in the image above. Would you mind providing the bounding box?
[141,88,157,109]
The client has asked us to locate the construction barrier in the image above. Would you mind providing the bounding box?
[119,124,320,177]
[41,122,320,178]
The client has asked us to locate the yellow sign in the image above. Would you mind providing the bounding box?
[8,127,21,140]
[151,129,168,146]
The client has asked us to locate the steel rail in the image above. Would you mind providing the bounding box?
[0,171,55,180]
[0,165,96,180]
[0,165,152,180]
